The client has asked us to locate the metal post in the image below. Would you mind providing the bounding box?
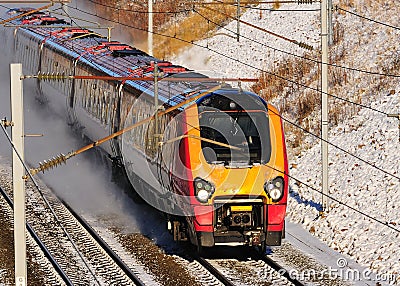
[236,0,240,42]
[154,62,159,136]
[11,63,26,286]
[321,0,329,213]
[387,114,400,142]
[328,0,333,45]
[107,27,112,42]
[148,0,153,55]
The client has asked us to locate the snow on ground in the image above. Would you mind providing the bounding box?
[172,3,320,82]
[172,0,400,278]
[289,92,400,273]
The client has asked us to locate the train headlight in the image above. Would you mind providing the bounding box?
[194,178,215,203]
[264,177,284,202]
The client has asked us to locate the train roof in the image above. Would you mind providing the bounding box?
[4,8,262,109]
[197,88,269,111]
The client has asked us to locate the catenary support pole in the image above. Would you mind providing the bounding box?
[148,0,153,55]
[237,0,240,42]
[11,63,26,286]
[387,114,400,142]
[321,0,329,213]
[328,0,333,45]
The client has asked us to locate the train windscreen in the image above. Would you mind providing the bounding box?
[198,109,271,165]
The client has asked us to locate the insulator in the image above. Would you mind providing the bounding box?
[298,42,314,51]
[24,152,73,180]
[36,72,68,81]
[0,118,14,128]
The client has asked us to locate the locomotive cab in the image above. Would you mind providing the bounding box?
[175,89,289,250]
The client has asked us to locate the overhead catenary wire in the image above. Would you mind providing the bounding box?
[61,3,400,105]
[24,74,258,83]
[192,8,400,78]
[49,2,400,80]
[87,0,192,14]
[53,6,394,121]
[211,0,320,12]
[270,108,400,181]
[1,3,399,237]
[0,2,53,25]
[241,7,320,11]
[337,6,400,31]
[25,85,222,177]
[56,4,390,117]
[262,157,400,234]
[4,1,397,212]
[0,123,102,285]
[53,5,400,182]
[2,2,400,81]
[201,5,313,50]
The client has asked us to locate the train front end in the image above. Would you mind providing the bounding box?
[182,89,288,249]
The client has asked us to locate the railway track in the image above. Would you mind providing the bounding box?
[195,256,236,286]
[176,246,307,286]
[188,246,349,286]
[0,184,70,285]
[1,162,310,286]
[0,168,153,285]
[2,163,292,286]
[198,256,304,286]
[61,200,148,286]
[262,255,307,286]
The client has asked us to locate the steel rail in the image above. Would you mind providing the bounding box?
[193,255,237,286]
[0,185,73,286]
[61,200,146,286]
[262,255,306,286]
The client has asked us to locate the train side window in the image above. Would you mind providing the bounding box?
[83,83,87,108]
[101,92,106,124]
[96,86,102,119]
[86,80,91,109]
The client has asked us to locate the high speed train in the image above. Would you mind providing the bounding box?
[2,7,288,251]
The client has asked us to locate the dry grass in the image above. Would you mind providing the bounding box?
[153,4,239,59]
[272,1,281,10]
[252,54,316,100]
[251,53,320,127]
[94,0,189,47]
[94,0,246,58]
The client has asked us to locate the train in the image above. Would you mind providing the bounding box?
[2,7,288,251]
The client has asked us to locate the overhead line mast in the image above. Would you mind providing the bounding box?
[148,0,153,55]
[321,0,330,214]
